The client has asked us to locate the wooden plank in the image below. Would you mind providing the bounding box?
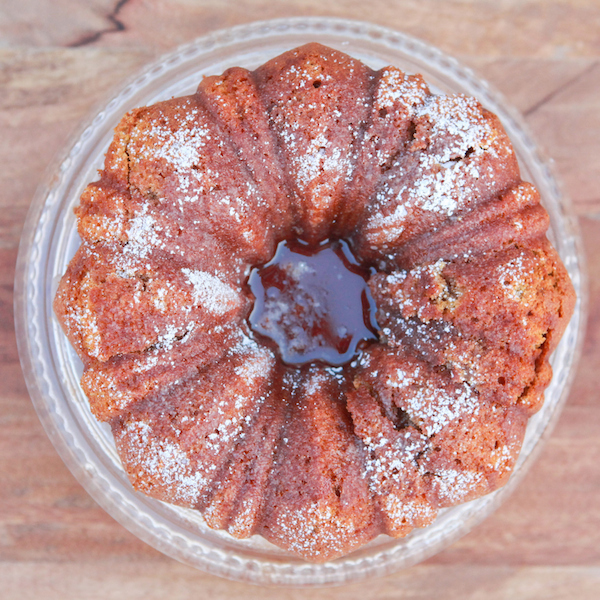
[2,0,600,59]
[2,562,600,600]
[1,2,599,596]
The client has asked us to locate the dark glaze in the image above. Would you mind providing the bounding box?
[248,239,378,366]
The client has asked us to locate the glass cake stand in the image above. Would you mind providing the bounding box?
[15,17,586,586]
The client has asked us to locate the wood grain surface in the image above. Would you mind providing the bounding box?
[1,1,599,598]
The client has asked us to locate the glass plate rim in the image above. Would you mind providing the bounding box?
[14,16,587,587]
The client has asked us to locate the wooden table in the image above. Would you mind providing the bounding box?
[2,1,599,598]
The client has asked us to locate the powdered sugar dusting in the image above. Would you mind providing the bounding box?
[374,68,428,112]
[136,102,210,172]
[194,335,274,458]
[83,368,132,412]
[304,370,329,396]
[121,419,207,505]
[488,443,513,472]
[361,426,426,489]
[231,335,275,387]
[432,468,484,504]
[182,268,241,315]
[364,94,509,249]
[273,501,357,558]
[117,204,168,267]
[377,259,462,321]
[383,495,436,527]
[265,59,368,233]
[497,253,533,302]
[128,100,274,255]
[386,369,480,437]
[225,495,260,538]
[417,95,495,163]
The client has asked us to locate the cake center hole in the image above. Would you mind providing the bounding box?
[248,239,378,366]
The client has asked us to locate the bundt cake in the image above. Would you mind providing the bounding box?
[54,43,575,562]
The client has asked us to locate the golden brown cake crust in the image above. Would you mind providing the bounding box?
[53,43,576,562]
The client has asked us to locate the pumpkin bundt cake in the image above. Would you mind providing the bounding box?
[54,43,575,561]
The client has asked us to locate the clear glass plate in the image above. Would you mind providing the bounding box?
[14,17,586,587]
